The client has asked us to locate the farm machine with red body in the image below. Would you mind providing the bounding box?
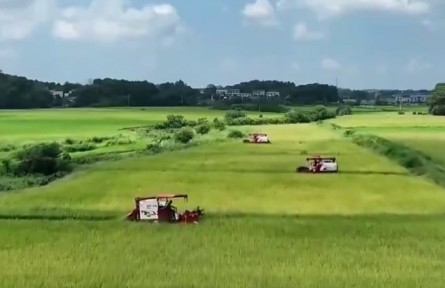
[296,155,338,173]
[243,133,271,144]
[126,194,204,223]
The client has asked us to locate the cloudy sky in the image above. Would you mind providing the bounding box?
[0,0,443,89]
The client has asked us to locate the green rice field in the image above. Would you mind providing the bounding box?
[1,107,445,287]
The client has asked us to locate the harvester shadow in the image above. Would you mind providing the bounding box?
[205,212,445,222]
[0,214,115,222]
[2,212,445,224]
[338,170,409,176]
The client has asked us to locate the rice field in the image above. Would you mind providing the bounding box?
[1,107,445,287]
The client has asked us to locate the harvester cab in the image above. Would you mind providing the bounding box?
[296,155,338,173]
[243,133,271,144]
[126,194,204,223]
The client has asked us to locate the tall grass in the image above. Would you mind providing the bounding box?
[0,215,445,288]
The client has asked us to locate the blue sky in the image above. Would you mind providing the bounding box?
[0,0,443,90]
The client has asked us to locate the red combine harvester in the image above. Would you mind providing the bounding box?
[296,155,338,173]
[243,133,271,144]
[126,194,204,223]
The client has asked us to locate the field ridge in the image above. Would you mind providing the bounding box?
[344,132,445,188]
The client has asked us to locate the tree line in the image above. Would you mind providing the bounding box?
[0,70,435,110]
[0,71,343,109]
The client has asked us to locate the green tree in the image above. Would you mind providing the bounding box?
[428,83,445,115]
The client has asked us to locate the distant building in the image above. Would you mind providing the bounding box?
[266,91,280,98]
[409,94,429,103]
[394,93,429,104]
[227,89,240,97]
[216,89,228,96]
[50,90,65,98]
[240,93,252,98]
[343,99,356,104]
[215,88,280,99]
[49,89,75,106]
[252,90,266,97]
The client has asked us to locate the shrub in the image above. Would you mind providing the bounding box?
[228,130,245,139]
[197,118,208,125]
[88,136,112,143]
[224,106,336,126]
[336,105,352,116]
[224,110,246,121]
[105,138,135,146]
[398,111,405,115]
[343,129,355,137]
[154,114,189,129]
[313,105,336,120]
[64,143,96,153]
[60,152,72,160]
[174,127,195,143]
[285,110,313,123]
[186,120,198,127]
[16,142,62,161]
[64,138,76,145]
[146,140,163,153]
[213,118,226,131]
[195,123,211,135]
[331,123,341,130]
[12,142,73,176]
[0,159,11,174]
[430,105,445,116]
[0,144,16,152]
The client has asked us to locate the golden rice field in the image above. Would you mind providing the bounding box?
[1,107,444,288]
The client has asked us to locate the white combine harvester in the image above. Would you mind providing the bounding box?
[243,133,271,144]
[296,156,338,173]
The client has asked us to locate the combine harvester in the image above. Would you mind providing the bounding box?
[243,133,271,144]
[296,155,338,173]
[126,194,204,223]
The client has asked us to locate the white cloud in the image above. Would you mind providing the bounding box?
[52,0,182,43]
[0,0,183,44]
[0,0,55,41]
[242,0,278,27]
[277,0,429,18]
[293,22,324,41]
[321,58,342,70]
[405,58,432,73]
